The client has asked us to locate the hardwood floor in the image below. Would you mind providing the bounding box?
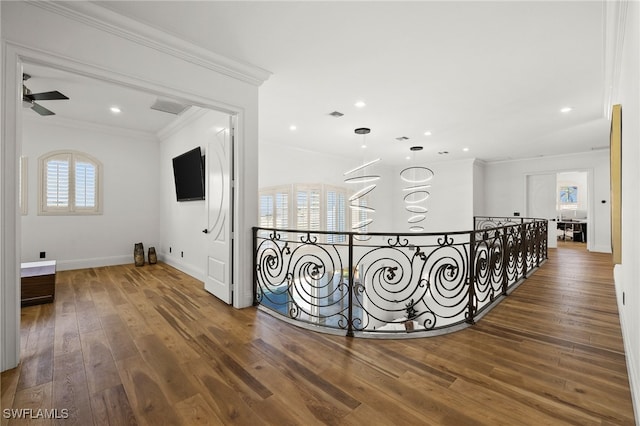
[1,243,635,425]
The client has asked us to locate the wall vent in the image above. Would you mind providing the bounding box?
[150,98,189,115]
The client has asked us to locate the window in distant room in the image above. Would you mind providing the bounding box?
[39,150,102,215]
[559,185,578,210]
[559,186,578,203]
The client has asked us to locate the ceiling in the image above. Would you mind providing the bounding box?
[25,1,609,165]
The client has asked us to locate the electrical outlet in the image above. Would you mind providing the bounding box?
[39,251,46,259]
[169,247,172,253]
[181,251,184,258]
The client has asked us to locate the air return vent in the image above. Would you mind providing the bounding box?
[150,98,189,115]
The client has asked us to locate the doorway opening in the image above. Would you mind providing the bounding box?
[526,170,591,252]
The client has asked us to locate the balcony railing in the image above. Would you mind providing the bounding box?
[253,216,548,337]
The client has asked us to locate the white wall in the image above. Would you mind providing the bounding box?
[613,0,640,419]
[158,108,229,279]
[483,151,611,252]
[473,160,486,216]
[1,1,264,371]
[21,119,160,270]
[392,158,475,233]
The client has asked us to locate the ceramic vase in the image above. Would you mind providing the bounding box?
[134,242,144,267]
[148,247,157,264]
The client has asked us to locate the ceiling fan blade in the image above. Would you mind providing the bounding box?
[26,91,69,101]
[31,102,55,116]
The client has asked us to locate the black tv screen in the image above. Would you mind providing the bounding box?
[172,147,205,201]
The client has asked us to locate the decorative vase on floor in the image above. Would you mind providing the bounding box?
[134,242,144,267]
[148,247,157,264]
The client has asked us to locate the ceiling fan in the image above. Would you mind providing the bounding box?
[22,73,69,116]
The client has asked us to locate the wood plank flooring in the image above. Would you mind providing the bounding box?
[1,242,635,425]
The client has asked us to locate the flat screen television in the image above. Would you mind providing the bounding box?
[172,147,205,201]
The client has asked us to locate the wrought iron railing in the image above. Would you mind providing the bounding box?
[253,216,547,337]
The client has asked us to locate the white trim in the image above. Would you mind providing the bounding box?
[19,156,27,215]
[37,150,103,215]
[55,255,132,271]
[1,43,22,372]
[26,1,272,87]
[156,107,210,141]
[603,0,628,118]
[2,36,257,368]
[24,114,158,142]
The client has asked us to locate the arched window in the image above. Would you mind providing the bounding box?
[38,150,102,215]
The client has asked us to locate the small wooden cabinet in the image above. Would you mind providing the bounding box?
[21,260,56,306]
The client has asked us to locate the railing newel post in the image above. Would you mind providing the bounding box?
[252,227,258,306]
[347,233,354,337]
[467,230,476,324]
[501,227,508,296]
[520,217,525,277]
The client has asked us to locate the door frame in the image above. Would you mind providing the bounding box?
[523,168,594,251]
[1,43,253,371]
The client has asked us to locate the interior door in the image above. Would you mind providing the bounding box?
[204,120,234,304]
[526,173,557,248]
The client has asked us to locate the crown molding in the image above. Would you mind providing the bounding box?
[156,106,211,141]
[26,1,272,87]
[23,114,159,142]
[603,0,628,119]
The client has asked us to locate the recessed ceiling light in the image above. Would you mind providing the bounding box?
[463,147,469,152]
[406,156,411,160]
[110,106,121,114]
[355,101,366,108]
[560,107,573,113]
[424,131,432,136]
[361,144,367,149]
[289,125,297,131]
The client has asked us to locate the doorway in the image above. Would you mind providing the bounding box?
[526,170,591,251]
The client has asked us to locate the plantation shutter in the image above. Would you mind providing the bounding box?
[296,188,321,231]
[327,189,346,243]
[46,156,70,208]
[75,160,97,208]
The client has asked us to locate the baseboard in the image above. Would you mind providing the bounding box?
[56,255,132,271]
[613,264,640,423]
[590,244,613,253]
[157,254,205,283]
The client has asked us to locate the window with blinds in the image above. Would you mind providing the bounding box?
[259,184,352,244]
[326,187,346,243]
[259,186,290,239]
[39,151,101,215]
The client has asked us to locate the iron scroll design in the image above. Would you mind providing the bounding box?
[254,217,547,338]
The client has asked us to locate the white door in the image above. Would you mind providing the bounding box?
[204,121,234,304]
[526,173,558,248]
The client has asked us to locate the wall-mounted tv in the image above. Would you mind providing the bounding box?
[172,146,205,201]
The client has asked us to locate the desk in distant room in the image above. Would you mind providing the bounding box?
[557,220,587,242]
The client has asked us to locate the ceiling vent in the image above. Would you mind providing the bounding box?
[329,111,344,118]
[150,98,189,115]
[396,136,409,141]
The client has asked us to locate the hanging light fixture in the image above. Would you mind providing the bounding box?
[344,128,379,239]
[401,146,433,232]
